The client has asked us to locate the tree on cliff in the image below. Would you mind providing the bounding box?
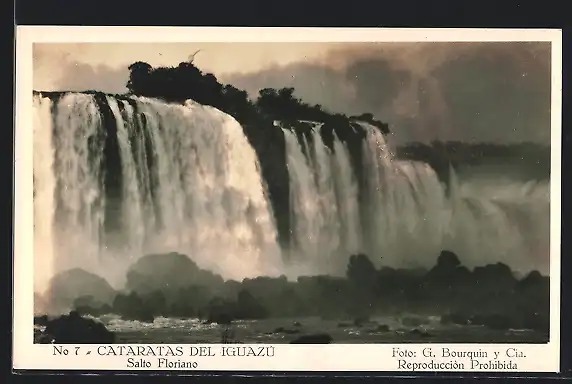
[124,59,389,133]
[256,87,299,119]
[126,62,153,95]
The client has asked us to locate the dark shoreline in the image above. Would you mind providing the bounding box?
[35,250,550,344]
[34,312,549,345]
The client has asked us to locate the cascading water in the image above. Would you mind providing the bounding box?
[33,92,550,294]
[445,172,550,273]
[33,96,57,295]
[33,93,284,293]
[283,127,363,274]
[283,121,550,276]
[361,125,448,267]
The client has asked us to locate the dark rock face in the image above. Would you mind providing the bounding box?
[34,247,548,343]
[34,315,49,327]
[440,311,549,333]
[43,269,116,314]
[234,289,268,320]
[112,292,156,323]
[68,253,273,324]
[204,298,235,325]
[73,296,113,318]
[202,289,269,325]
[522,312,549,332]
[126,252,224,295]
[35,311,115,344]
[273,327,300,335]
[207,313,234,326]
[290,333,333,344]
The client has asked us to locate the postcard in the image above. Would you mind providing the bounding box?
[14,26,562,373]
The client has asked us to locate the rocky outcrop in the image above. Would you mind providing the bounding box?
[125,252,224,295]
[440,311,549,333]
[42,269,116,314]
[290,333,333,344]
[34,311,115,344]
[111,292,156,323]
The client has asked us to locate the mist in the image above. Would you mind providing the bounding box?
[222,42,552,144]
[34,42,551,145]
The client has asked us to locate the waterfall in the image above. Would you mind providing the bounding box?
[33,92,550,293]
[33,93,283,292]
[283,127,362,274]
[361,124,448,267]
[33,96,57,294]
[283,121,550,275]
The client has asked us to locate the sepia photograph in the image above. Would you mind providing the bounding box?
[23,30,558,355]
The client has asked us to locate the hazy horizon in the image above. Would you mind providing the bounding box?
[33,41,552,145]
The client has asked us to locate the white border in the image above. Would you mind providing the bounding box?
[14,27,563,373]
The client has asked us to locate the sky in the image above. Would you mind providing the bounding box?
[33,41,552,144]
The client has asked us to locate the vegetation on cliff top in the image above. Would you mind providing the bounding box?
[125,60,390,134]
[123,60,549,181]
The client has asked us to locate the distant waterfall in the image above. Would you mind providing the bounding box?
[283,122,550,276]
[33,93,283,292]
